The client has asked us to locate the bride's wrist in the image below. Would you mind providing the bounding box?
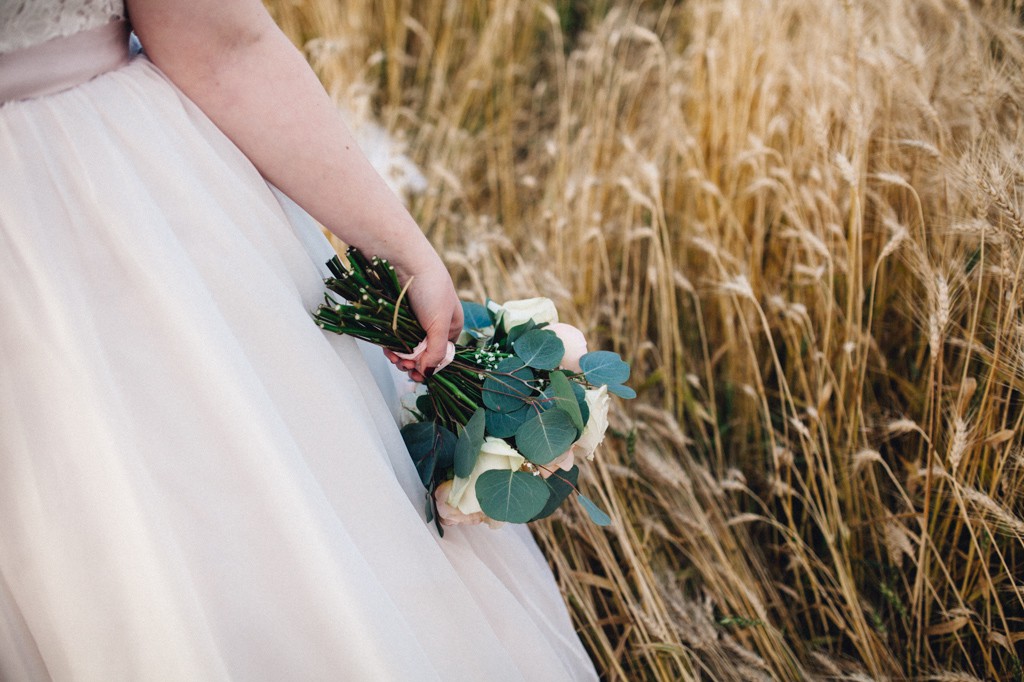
[338,215,436,275]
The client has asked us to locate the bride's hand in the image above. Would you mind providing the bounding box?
[130,0,461,378]
[384,247,463,382]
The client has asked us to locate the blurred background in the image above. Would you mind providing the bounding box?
[265,1,1024,679]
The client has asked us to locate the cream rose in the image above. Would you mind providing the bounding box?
[496,297,559,332]
[573,386,610,461]
[547,322,588,373]
[433,480,487,526]
[446,437,526,515]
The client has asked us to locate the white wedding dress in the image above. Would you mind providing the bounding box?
[0,2,597,679]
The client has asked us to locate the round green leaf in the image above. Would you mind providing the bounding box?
[401,422,455,486]
[424,490,435,523]
[607,383,637,399]
[482,357,535,413]
[543,371,585,430]
[415,394,435,420]
[506,319,537,343]
[476,469,551,523]
[433,427,457,473]
[515,409,579,465]
[461,301,492,330]
[531,465,580,521]
[577,494,611,526]
[512,329,565,371]
[485,405,532,438]
[402,422,435,464]
[579,351,630,387]
[454,408,486,478]
[568,375,587,401]
[546,374,590,423]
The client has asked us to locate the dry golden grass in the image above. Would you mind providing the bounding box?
[268,0,1024,678]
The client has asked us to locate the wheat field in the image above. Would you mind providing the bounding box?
[267,1,1024,678]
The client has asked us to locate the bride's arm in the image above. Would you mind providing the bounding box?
[126,0,461,376]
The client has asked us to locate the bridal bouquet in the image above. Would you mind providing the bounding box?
[314,248,633,534]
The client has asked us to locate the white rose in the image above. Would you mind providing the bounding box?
[496,297,559,332]
[447,437,526,515]
[457,326,495,347]
[573,385,610,461]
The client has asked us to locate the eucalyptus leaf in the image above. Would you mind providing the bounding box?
[579,351,631,387]
[577,494,612,526]
[548,371,584,430]
[461,301,493,330]
[557,374,590,423]
[567,375,586,401]
[454,408,486,478]
[506,319,537,343]
[428,490,445,538]
[482,357,535,413]
[512,329,565,371]
[515,409,578,465]
[401,422,457,486]
[401,422,440,486]
[476,469,551,523]
[434,427,457,473]
[607,383,637,399]
[415,394,435,420]
[531,465,580,521]
[485,405,532,438]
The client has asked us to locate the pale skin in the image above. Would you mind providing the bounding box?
[127,0,461,380]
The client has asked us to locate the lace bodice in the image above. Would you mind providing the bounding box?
[0,0,125,54]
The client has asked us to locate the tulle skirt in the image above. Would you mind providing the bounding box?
[0,57,596,681]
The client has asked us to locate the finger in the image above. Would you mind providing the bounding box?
[384,348,418,374]
[417,322,450,376]
[385,355,415,372]
[449,296,464,342]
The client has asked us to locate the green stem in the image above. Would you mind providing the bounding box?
[431,373,480,412]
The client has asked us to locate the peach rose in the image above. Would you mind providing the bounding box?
[547,323,589,373]
[540,449,576,479]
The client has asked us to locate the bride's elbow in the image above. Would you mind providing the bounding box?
[128,0,279,77]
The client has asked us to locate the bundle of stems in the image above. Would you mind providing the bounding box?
[314,247,503,432]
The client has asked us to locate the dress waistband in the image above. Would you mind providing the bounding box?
[0,20,130,104]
